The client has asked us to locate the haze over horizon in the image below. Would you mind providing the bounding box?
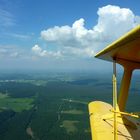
[0,0,140,71]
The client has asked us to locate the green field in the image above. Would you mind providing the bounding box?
[0,96,34,112]
[60,120,79,134]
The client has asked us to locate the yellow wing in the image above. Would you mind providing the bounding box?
[95,25,140,63]
[89,25,140,140]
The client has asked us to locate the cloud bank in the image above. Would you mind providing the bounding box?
[32,5,140,59]
[0,45,22,59]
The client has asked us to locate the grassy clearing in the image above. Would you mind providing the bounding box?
[60,120,79,134]
[61,109,84,115]
[0,97,34,112]
[0,93,9,99]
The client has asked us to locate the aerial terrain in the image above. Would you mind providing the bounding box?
[0,71,139,140]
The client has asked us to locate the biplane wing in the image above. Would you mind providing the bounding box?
[89,25,140,140]
[95,25,140,63]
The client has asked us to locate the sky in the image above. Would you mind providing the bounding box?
[0,0,140,72]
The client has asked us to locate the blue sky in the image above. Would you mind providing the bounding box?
[0,0,140,71]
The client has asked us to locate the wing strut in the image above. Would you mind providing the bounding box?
[112,60,118,140]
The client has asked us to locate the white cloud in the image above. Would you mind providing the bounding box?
[62,47,95,58]
[94,5,136,40]
[32,44,62,58]
[34,5,140,59]
[41,18,94,49]
[0,45,25,59]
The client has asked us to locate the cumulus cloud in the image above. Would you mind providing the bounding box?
[94,5,136,40]
[33,5,140,59]
[41,18,95,48]
[32,44,62,58]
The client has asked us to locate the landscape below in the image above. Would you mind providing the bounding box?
[0,71,139,140]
